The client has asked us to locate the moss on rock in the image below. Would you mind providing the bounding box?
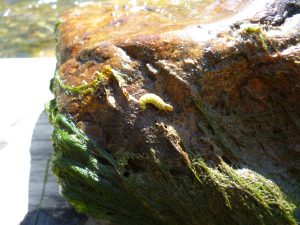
[46,98,297,225]
[47,0,300,224]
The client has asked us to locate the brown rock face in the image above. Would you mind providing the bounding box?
[49,1,300,224]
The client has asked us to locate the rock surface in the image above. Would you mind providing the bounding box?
[48,0,300,224]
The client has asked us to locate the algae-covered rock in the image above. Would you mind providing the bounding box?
[47,0,300,224]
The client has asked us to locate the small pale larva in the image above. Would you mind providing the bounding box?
[138,93,173,112]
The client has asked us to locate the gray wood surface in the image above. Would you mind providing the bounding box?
[21,111,89,225]
[0,58,113,225]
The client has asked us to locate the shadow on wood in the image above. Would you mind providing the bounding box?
[20,111,88,225]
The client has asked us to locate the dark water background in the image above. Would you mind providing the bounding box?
[0,0,251,57]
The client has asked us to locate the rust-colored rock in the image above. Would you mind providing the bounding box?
[48,1,300,224]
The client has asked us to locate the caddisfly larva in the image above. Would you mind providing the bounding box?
[138,93,173,112]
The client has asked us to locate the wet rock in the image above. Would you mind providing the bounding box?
[48,0,300,224]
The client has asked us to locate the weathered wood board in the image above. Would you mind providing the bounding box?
[0,58,108,225]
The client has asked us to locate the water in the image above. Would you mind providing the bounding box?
[0,0,251,57]
[0,0,94,57]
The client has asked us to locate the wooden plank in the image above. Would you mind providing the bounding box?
[0,58,111,225]
[23,111,90,224]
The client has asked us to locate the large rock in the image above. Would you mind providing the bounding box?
[47,0,300,224]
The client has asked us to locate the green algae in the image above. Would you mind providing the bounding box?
[241,26,277,54]
[54,65,112,95]
[46,96,298,225]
